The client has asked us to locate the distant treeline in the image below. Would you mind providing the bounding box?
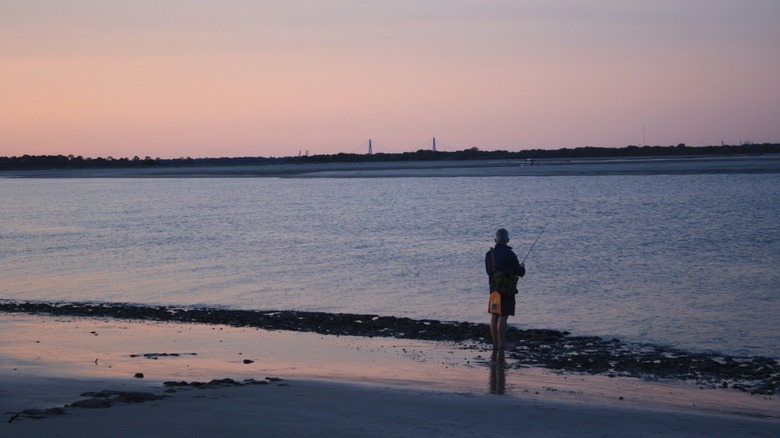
[290,143,780,164]
[0,155,287,171]
[2,143,779,171]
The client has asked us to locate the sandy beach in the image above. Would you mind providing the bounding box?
[2,313,778,437]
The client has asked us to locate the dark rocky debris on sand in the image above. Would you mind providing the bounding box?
[163,377,281,390]
[7,391,165,423]
[2,301,778,395]
[6,378,281,423]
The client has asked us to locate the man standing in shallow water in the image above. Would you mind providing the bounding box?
[485,228,525,349]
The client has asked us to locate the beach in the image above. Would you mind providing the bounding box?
[2,313,778,437]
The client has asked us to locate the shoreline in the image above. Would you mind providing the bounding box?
[2,313,779,436]
[2,302,778,397]
[1,154,779,178]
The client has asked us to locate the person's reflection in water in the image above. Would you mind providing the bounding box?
[489,349,506,394]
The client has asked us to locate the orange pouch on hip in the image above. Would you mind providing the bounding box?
[488,291,502,315]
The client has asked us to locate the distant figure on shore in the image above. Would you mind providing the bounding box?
[485,228,525,349]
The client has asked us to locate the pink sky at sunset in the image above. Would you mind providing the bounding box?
[2,1,779,159]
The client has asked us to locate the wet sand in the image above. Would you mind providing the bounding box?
[2,154,779,178]
[3,302,777,396]
[2,313,778,436]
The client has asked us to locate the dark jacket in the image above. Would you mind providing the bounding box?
[485,243,525,293]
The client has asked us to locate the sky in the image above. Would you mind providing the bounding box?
[1,1,779,159]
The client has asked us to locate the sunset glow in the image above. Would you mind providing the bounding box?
[2,1,778,158]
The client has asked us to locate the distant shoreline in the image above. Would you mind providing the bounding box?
[1,154,779,178]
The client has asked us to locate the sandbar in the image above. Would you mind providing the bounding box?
[1,155,779,178]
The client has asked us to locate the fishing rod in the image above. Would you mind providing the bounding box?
[521,217,553,264]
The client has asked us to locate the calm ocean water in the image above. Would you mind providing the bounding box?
[1,172,779,358]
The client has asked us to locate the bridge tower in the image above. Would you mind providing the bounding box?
[368,138,373,155]
[432,137,437,152]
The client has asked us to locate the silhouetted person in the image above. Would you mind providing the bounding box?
[485,228,525,349]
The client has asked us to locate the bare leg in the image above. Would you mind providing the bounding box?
[497,315,509,349]
[490,314,499,348]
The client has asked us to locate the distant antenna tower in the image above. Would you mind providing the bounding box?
[368,138,373,155]
[432,137,437,152]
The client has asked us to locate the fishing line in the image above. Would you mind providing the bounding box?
[521,216,553,264]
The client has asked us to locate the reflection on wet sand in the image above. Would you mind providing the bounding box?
[489,349,506,395]
[2,313,779,420]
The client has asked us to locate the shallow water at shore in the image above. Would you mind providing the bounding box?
[2,313,778,421]
[2,302,778,396]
